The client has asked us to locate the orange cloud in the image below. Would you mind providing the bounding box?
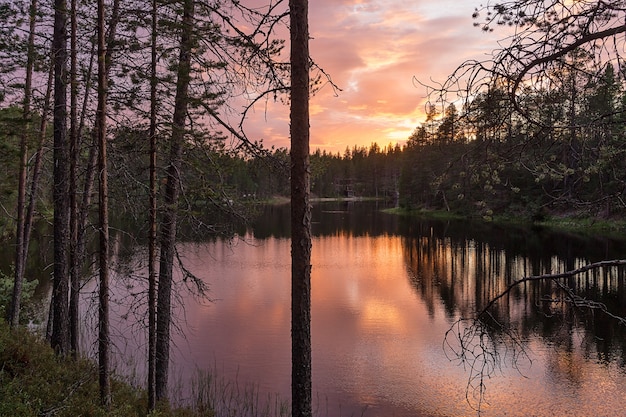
[240,0,503,154]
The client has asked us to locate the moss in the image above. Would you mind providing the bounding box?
[0,319,150,417]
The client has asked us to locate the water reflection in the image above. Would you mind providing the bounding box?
[68,202,626,416]
[399,215,626,415]
[401,218,626,371]
[251,201,400,238]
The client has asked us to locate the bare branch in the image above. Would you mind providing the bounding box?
[478,259,626,318]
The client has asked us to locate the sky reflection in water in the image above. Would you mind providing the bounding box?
[89,203,626,417]
[166,213,626,416]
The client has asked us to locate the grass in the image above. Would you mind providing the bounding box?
[382,206,464,221]
[0,319,152,417]
[535,215,626,237]
[190,369,290,417]
[386,205,626,237]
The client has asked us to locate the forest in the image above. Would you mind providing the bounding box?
[5,72,626,236]
[2,0,626,416]
[7,62,626,228]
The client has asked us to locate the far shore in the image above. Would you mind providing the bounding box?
[266,195,387,205]
[264,195,626,237]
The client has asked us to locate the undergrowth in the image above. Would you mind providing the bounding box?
[0,319,177,417]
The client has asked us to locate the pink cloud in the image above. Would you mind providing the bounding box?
[239,0,502,154]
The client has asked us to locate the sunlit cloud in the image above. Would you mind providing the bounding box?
[240,0,503,153]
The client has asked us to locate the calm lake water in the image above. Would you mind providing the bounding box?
[22,201,626,416]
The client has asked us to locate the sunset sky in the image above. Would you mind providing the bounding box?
[243,0,503,154]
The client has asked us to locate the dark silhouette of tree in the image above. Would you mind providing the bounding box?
[147,0,159,408]
[290,0,312,415]
[96,0,110,405]
[9,0,37,328]
[405,0,626,218]
[432,0,626,126]
[51,0,70,356]
[155,0,195,401]
[68,0,79,355]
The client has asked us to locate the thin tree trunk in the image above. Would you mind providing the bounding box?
[23,60,54,296]
[147,0,159,408]
[97,0,110,404]
[155,0,194,401]
[71,0,118,358]
[69,0,79,355]
[290,0,312,415]
[9,0,38,328]
[11,131,27,327]
[51,0,70,355]
[73,42,96,269]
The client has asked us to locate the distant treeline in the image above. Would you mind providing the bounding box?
[2,61,626,233]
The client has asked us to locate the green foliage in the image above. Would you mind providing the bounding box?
[0,267,38,324]
[0,319,148,417]
[400,61,626,221]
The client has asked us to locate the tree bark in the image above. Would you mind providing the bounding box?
[22,60,54,312]
[71,0,118,358]
[289,0,312,415]
[147,0,159,408]
[69,0,79,355]
[8,0,36,328]
[155,0,194,401]
[97,0,111,406]
[51,0,70,355]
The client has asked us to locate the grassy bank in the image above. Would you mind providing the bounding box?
[386,206,626,237]
[0,320,153,417]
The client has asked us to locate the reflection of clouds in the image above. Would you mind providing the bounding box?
[87,221,626,416]
[546,346,585,387]
[361,300,403,332]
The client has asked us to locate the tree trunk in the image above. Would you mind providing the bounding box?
[9,0,37,328]
[289,0,312,415]
[155,0,194,401]
[22,60,54,307]
[97,0,111,406]
[51,0,70,355]
[147,0,159,408]
[69,0,79,355]
[71,0,119,357]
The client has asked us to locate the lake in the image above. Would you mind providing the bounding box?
[43,202,626,415]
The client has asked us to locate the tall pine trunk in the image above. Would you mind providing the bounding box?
[8,0,37,327]
[155,0,194,401]
[51,0,70,355]
[147,0,159,408]
[97,0,111,406]
[69,0,79,355]
[22,61,54,311]
[290,0,312,415]
[70,0,119,356]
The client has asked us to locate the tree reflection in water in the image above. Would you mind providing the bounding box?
[401,219,626,413]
